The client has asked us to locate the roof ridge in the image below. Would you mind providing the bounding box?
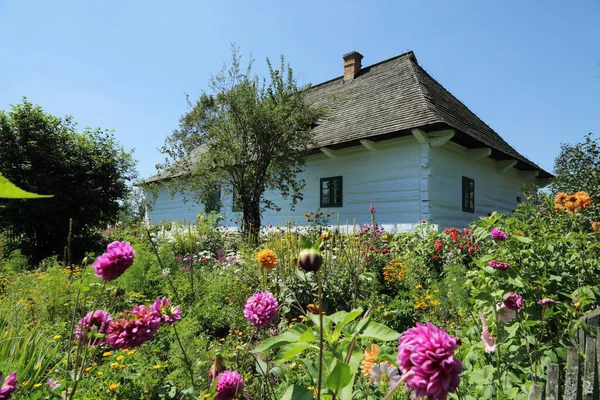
[405,55,442,124]
[310,50,417,90]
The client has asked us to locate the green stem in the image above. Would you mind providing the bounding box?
[173,323,196,391]
[145,228,183,306]
[316,273,324,400]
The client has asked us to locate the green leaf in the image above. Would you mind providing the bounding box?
[72,282,91,293]
[280,385,314,400]
[513,235,533,244]
[251,325,307,353]
[332,308,363,341]
[327,361,352,393]
[0,173,53,199]
[280,343,318,361]
[359,322,401,341]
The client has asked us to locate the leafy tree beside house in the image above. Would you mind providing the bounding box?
[157,49,324,242]
[0,99,137,263]
[552,133,600,200]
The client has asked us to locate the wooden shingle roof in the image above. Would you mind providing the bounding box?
[308,51,551,178]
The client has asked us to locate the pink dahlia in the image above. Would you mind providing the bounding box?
[490,228,508,241]
[0,371,17,399]
[488,260,510,271]
[93,241,135,281]
[107,305,161,349]
[215,370,244,400]
[397,322,462,400]
[243,292,279,327]
[503,292,523,310]
[75,310,112,345]
[151,297,182,325]
[537,298,556,306]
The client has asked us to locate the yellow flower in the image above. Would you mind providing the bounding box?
[416,284,422,289]
[256,249,278,270]
[85,367,93,372]
[108,383,119,391]
[97,371,103,376]
[127,350,137,355]
[110,362,119,368]
[22,381,30,386]
[151,364,165,369]
[34,383,42,388]
[53,335,62,340]
[103,351,113,357]
[592,222,600,232]
[116,355,125,361]
[119,364,126,369]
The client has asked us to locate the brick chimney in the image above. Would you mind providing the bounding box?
[343,51,363,81]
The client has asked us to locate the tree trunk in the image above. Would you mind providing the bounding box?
[242,200,261,247]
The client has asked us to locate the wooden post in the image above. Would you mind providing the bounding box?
[582,337,596,400]
[528,383,543,400]
[545,364,560,400]
[564,346,580,400]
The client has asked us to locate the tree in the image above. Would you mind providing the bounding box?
[0,99,137,263]
[552,133,600,199]
[158,48,323,242]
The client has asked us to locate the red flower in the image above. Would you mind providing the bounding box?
[468,247,475,254]
[434,240,443,253]
[201,257,208,263]
[433,255,439,260]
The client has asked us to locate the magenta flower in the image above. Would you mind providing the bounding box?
[488,260,510,271]
[76,310,112,345]
[107,305,161,349]
[490,228,508,241]
[478,313,496,353]
[93,241,135,281]
[397,322,462,400]
[215,370,244,400]
[0,371,17,399]
[47,379,60,389]
[537,298,556,306]
[151,297,182,325]
[369,204,376,214]
[503,292,523,310]
[243,292,279,327]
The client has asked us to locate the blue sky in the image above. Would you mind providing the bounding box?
[0,0,598,179]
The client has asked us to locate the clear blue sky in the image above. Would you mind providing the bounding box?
[1,0,598,179]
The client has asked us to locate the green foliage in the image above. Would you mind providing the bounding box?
[553,133,600,201]
[157,46,325,241]
[0,172,52,199]
[0,99,137,262]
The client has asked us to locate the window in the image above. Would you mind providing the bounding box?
[232,189,242,213]
[462,177,475,213]
[320,176,343,207]
[204,186,221,213]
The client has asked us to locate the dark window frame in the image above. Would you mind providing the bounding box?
[320,176,343,208]
[462,176,475,213]
[204,186,221,213]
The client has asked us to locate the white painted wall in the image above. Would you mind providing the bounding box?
[428,142,526,228]
[146,136,425,232]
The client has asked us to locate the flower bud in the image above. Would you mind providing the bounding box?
[297,248,323,272]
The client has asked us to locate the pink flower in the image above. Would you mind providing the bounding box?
[503,292,523,310]
[496,304,516,323]
[93,241,135,281]
[369,204,376,214]
[537,298,556,306]
[488,260,510,271]
[76,310,112,345]
[151,297,182,325]
[107,305,161,349]
[47,379,60,389]
[490,228,508,241]
[397,322,462,400]
[0,371,17,399]
[243,292,279,327]
[215,370,244,400]
[478,313,496,353]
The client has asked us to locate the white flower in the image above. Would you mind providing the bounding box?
[371,362,401,391]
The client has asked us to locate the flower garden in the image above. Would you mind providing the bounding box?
[0,192,599,399]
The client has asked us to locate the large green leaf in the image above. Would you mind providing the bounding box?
[359,321,401,341]
[0,173,52,199]
[251,324,307,353]
[327,360,352,393]
[280,385,314,400]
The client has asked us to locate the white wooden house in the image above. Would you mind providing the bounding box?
[143,51,551,231]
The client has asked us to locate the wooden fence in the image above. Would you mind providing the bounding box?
[529,309,600,400]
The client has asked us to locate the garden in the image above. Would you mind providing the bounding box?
[1,180,599,399]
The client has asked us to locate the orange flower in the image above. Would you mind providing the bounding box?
[554,203,563,211]
[554,192,568,204]
[565,201,576,213]
[360,344,380,377]
[306,304,319,314]
[575,197,590,210]
[574,191,589,199]
[320,231,330,241]
[256,249,278,270]
[592,222,600,232]
[567,194,578,203]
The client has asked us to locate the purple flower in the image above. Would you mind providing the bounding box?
[243,292,279,327]
[369,204,376,214]
[107,305,161,349]
[151,297,181,325]
[297,249,323,273]
[47,379,60,389]
[0,371,17,399]
[488,260,511,271]
[537,298,556,306]
[93,241,135,281]
[76,310,112,345]
[397,322,462,400]
[503,292,523,310]
[215,370,244,400]
[490,228,508,241]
